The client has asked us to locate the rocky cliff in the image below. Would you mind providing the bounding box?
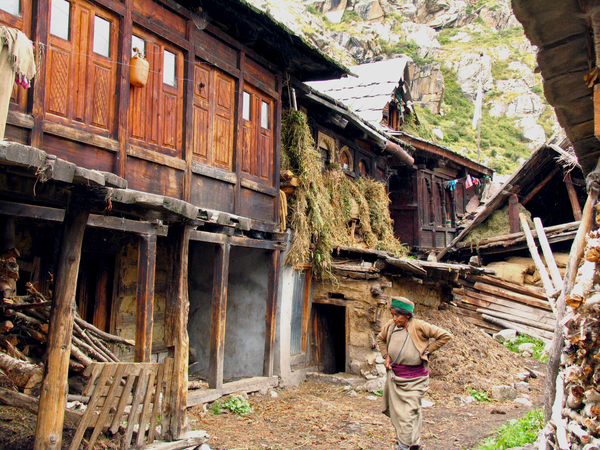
[246,0,560,174]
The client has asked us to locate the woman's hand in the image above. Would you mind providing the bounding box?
[384,355,392,370]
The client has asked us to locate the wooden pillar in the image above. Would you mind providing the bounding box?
[209,241,230,389]
[115,0,132,178]
[564,172,582,221]
[34,202,89,450]
[135,232,157,362]
[263,250,280,377]
[508,194,520,234]
[163,223,191,440]
[30,0,49,149]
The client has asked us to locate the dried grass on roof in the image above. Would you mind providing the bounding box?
[464,204,533,246]
[281,110,407,279]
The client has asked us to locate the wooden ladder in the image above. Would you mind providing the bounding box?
[68,359,173,450]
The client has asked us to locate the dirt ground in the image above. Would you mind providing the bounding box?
[188,311,546,450]
[0,311,545,449]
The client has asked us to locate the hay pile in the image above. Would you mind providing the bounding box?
[464,204,534,245]
[419,309,531,397]
[281,110,407,279]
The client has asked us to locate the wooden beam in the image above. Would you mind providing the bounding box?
[209,242,230,389]
[564,172,582,221]
[263,250,280,377]
[163,223,191,440]
[135,233,157,362]
[508,193,520,234]
[521,166,560,205]
[34,201,89,450]
[115,0,132,178]
[189,229,283,250]
[533,217,563,292]
[187,376,278,407]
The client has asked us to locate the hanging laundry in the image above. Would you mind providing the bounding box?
[0,26,36,140]
[465,174,473,189]
[445,180,456,191]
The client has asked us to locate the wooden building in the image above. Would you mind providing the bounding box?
[0,0,347,445]
[307,58,493,254]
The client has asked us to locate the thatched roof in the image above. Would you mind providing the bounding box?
[511,0,599,176]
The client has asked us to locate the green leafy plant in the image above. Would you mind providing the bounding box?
[467,387,491,402]
[474,409,544,450]
[373,389,383,396]
[502,334,548,362]
[209,395,253,415]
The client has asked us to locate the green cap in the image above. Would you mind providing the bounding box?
[391,297,415,313]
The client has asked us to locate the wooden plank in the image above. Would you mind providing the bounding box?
[240,176,278,197]
[163,223,191,440]
[87,364,127,449]
[127,144,187,171]
[520,213,556,302]
[148,361,167,443]
[124,366,150,448]
[35,201,89,450]
[189,229,281,250]
[461,292,555,325]
[263,250,280,377]
[209,242,230,389]
[473,282,552,311]
[140,431,209,450]
[135,233,157,362]
[563,172,582,221]
[187,376,279,407]
[476,308,555,332]
[465,274,548,299]
[521,166,560,205]
[137,370,158,446]
[534,217,563,292]
[481,314,552,341]
[109,371,136,434]
[458,287,554,318]
[68,365,115,450]
[191,160,237,184]
[41,121,118,152]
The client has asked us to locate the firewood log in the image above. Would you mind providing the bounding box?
[0,351,43,393]
[0,320,13,333]
[86,331,119,362]
[568,420,591,444]
[70,342,93,368]
[71,334,109,363]
[74,315,134,346]
[563,408,599,433]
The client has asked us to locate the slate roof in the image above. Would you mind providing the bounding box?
[306,57,412,128]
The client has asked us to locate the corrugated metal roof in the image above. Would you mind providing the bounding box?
[307,57,412,129]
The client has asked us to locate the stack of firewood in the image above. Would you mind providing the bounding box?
[0,283,133,396]
[540,233,600,450]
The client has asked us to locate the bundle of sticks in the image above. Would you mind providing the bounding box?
[0,283,134,395]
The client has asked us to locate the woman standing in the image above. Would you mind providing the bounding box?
[377,297,452,450]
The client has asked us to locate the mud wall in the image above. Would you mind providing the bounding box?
[312,275,445,377]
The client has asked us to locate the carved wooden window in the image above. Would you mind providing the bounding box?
[192,60,235,171]
[92,15,110,57]
[241,84,274,185]
[358,159,369,177]
[46,0,119,136]
[50,0,70,41]
[1,0,20,16]
[128,26,184,157]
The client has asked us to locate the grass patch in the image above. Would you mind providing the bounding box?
[467,387,491,402]
[474,409,544,450]
[502,335,548,362]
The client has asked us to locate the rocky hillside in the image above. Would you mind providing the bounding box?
[246,0,561,174]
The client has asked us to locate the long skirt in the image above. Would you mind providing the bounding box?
[382,370,429,447]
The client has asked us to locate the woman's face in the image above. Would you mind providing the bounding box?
[391,309,410,328]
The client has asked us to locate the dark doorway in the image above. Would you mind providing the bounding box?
[311,303,346,374]
[76,253,115,332]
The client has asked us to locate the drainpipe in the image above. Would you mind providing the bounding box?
[384,140,414,166]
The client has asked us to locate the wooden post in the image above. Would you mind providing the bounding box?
[34,202,89,450]
[563,172,582,221]
[519,214,556,301]
[263,250,280,377]
[209,242,230,389]
[533,217,563,291]
[544,184,597,422]
[135,233,157,362]
[163,223,191,440]
[115,0,132,178]
[508,194,520,234]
